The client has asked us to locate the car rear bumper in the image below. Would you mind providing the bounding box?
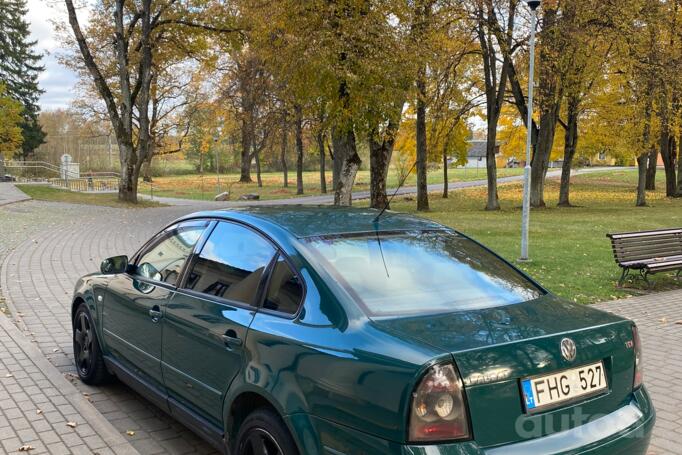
[287,387,654,455]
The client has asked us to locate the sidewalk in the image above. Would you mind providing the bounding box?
[0,183,30,207]
[595,289,682,455]
[0,313,139,455]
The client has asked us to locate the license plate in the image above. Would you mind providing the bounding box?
[521,361,607,412]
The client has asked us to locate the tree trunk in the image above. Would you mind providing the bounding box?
[442,146,448,199]
[484,128,500,210]
[646,148,657,190]
[636,153,648,207]
[118,145,138,203]
[240,119,253,183]
[369,138,394,210]
[317,131,327,194]
[369,105,400,210]
[416,70,429,212]
[558,98,579,207]
[677,131,682,195]
[332,127,360,206]
[280,112,288,187]
[661,134,677,197]
[332,140,342,192]
[530,108,559,208]
[659,98,677,197]
[142,150,154,183]
[637,87,653,206]
[255,150,262,187]
[295,105,304,195]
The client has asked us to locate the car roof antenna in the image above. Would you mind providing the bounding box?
[373,160,417,224]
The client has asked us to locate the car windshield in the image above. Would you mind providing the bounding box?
[304,230,543,317]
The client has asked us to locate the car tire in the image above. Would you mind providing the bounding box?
[234,408,298,455]
[73,303,113,385]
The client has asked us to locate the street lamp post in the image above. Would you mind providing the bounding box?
[520,0,541,262]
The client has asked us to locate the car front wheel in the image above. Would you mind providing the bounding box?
[235,408,298,455]
[73,303,113,385]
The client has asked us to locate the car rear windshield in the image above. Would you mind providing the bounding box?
[304,230,543,317]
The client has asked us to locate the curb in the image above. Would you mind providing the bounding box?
[0,312,141,455]
[0,196,31,207]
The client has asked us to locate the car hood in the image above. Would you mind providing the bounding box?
[370,294,624,354]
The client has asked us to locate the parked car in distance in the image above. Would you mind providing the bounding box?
[72,206,654,455]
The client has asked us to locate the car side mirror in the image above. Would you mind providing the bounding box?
[100,255,129,274]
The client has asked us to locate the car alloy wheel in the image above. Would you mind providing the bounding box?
[240,428,284,455]
[74,311,94,376]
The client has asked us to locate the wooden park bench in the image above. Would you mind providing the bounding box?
[607,228,682,287]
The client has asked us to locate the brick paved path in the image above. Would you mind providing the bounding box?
[596,291,682,455]
[0,196,679,454]
[0,296,138,455]
[0,201,216,454]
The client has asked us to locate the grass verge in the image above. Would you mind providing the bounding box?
[17,184,164,208]
[138,168,525,202]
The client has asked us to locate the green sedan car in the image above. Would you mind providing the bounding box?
[71,207,654,455]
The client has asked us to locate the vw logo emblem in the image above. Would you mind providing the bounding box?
[560,338,577,362]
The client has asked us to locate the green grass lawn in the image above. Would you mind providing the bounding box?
[17,184,164,208]
[138,167,524,201]
[388,169,682,305]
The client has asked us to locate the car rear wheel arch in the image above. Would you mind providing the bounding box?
[226,392,299,453]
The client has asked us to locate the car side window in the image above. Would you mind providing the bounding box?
[184,222,276,306]
[263,255,303,315]
[136,222,206,286]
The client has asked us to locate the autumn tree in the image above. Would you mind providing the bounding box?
[242,0,415,206]
[0,0,45,156]
[554,0,633,206]
[470,0,520,210]
[63,0,239,202]
[0,83,24,159]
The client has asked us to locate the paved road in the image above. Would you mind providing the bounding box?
[0,201,215,454]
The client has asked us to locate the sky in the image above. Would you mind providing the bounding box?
[26,0,79,111]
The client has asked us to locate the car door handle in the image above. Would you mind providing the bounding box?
[222,330,242,348]
[149,305,162,323]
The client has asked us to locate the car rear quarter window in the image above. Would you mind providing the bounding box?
[184,222,276,306]
[304,231,543,317]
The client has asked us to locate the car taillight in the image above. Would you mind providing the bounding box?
[409,363,470,442]
[632,325,643,389]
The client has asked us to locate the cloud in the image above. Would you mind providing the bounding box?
[26,0,78,111]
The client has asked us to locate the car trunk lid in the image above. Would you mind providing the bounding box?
[372,295,637,447]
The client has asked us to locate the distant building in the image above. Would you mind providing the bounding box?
[460,140,503,169]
